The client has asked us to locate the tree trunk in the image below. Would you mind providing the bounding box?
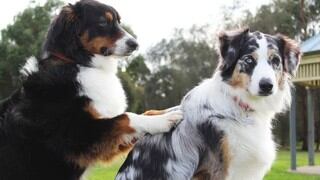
[299,0,308,40]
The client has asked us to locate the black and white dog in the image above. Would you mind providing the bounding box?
[0,1,181,180]
[116,28,301,180]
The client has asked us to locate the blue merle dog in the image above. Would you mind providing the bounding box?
[116,28,301,180]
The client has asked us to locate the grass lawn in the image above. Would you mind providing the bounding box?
[264,151,320,180]
[87,150,320,180]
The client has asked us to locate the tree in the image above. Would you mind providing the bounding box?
[243,0,320,40]
[0,0,63,99]
[119,70,145,113]
[144,25,218,109]
[120,55,150,113]
[126,55,150,86]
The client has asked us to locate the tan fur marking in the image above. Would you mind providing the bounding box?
[193,170,211,180]
[80,31,115,54]
[267,49,277,58]
[80,30,124,55]
[268,50,286,90]
[279,35,301,75]
[221,137,231,176]
[84,103,102,119]
[68,114,136,168]
[143,110,166,116]
[105,12,113,22]
[251,51,259,60]
[277,72,286,90]
[229,64,250,88]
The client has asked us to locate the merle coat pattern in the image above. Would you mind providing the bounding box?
[116,29,301,180]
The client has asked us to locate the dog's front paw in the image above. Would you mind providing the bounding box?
[164,110,183,125]
[149,110,183,134]
[126,110,183,135]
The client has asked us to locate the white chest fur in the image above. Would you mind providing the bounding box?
[77,55,127,118]
[188,74,288,180]
[220,119,276,180]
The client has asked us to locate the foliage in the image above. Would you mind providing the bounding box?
[118,54,151,113]
[0,0,63,98]
[224,0,320,41]
[118,69,145,114]
[126,55,150,86]
[144,25,218,109]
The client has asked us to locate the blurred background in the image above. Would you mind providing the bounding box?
[0,0,319,179]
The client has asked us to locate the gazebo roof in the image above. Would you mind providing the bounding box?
[300,34,320,53]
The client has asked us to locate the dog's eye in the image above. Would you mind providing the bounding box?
[98,17,108,27]
[99,22,108,27]
[244,56,254,64]
[271,56,280,66]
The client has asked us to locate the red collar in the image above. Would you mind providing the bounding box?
[232,96,254,112]
[50,52,74,64]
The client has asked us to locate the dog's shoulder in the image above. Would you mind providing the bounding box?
[22,60,80,100]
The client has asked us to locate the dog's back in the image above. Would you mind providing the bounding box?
[116,83,229,180]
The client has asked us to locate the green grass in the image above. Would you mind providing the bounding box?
[87,151,320,180]
[264,151,320,180]
[86,157,125,180]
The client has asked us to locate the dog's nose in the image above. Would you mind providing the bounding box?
[126,39,138,51]
[259,78,273,95]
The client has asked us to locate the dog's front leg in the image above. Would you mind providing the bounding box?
[115,109,182,153]
[70,110,182,168]
[126,107,182,135]
[118,106,182,147]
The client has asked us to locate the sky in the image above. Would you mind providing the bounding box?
[0,0,271,53]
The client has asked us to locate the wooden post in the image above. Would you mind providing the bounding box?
[290,88,297,170]
[306,87,315,166]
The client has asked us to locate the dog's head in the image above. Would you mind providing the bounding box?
[217,28,301,97]
[44,0,138,64]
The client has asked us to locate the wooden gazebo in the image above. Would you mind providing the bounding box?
[290,34,320,175]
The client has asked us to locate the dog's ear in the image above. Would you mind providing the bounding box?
[217,28,249,79]
[276,34,301,77]
[43,3,81,54]
[63,4,78,21]
[49,4,79,38]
